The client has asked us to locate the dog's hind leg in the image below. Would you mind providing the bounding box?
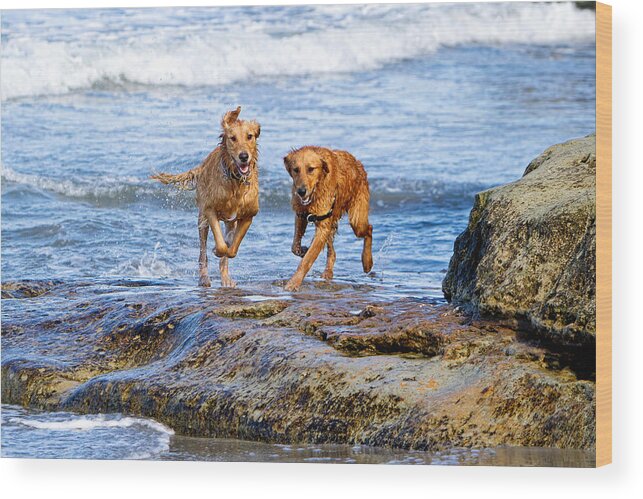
[198,211,211,287]
[320,224,337,280]
[348,188,373,273]
[360,224,373,273]
[219,221,237,288]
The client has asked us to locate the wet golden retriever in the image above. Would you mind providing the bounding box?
[152,106,260,288]
[283,146,373,291]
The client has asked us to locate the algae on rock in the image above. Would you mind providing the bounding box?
[443,135,596,345]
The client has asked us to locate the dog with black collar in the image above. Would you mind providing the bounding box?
[283,146,373,291]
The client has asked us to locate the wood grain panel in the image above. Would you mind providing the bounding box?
[596,1,612,468]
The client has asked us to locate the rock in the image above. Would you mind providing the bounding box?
[2,280,595,451]
[574,2,596,11]
[442,135,596,346]
[1,280,62,299]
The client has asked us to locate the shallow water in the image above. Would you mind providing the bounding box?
[1,405,595,466]
[1,3,596,464]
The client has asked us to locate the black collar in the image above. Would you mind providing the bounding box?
[298,197,336,224]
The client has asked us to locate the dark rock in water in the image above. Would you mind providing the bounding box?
[1,280,63,299]
[443,135,596,346]
[574,2,596,11]
[2,280,595,451]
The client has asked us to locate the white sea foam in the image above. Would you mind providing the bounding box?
[1,165,145,199]
[11,413,174,434]
[8,410,174,460]
[2,164,485,208]
[1,3,595,100]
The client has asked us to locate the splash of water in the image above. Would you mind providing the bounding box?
[110,241,174,278]
[374,232,396,281]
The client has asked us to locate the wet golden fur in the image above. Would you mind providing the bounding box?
[152,107,260,287]
[283,146,373,291]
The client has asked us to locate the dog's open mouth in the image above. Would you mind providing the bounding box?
[297,186,315,206]
[236,163,250,176]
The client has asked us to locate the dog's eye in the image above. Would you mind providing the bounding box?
[229,136,237,142]
[247,134,253,140]
[293,167,300,174]
[307,167,314,174]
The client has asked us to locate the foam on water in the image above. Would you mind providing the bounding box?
[1,3,595,100]
[1,165,148,200]
[108,241,176,278]
[2,405,174,460]
[2,165,486,209]
[12,414,173,434]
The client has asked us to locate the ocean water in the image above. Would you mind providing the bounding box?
[1,3,595,462]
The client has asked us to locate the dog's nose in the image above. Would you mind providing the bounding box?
[239,152,249,163]
[297,187,307,197]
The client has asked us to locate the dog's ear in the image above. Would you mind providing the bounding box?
[251,121,261,138]
[283,156,292,176]
[317,150,332,174]
[221,106,241,129]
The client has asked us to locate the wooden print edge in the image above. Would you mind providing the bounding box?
[596,1,612,468]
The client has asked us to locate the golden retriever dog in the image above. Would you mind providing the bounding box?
[283,146,373,291]
[152,106,260,288]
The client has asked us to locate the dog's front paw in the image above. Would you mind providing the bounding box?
[221,276,237,288]
[214,244,229,258]
[284,279,301,292]
[292,245,308,258]
[320,270,333,280]
[198,275,211,287]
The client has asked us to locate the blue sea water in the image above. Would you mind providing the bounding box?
[1,2,595,298]
[1,3,596,462]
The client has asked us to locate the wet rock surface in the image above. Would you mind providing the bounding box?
[2,279,595,451]
[443,135,596,345]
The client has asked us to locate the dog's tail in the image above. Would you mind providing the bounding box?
[151,165,203,190]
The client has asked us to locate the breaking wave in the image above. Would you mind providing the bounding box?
[2,165,487,210]
[1,3,595,100]
[3,405,174,460]
[14,413,174,435]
